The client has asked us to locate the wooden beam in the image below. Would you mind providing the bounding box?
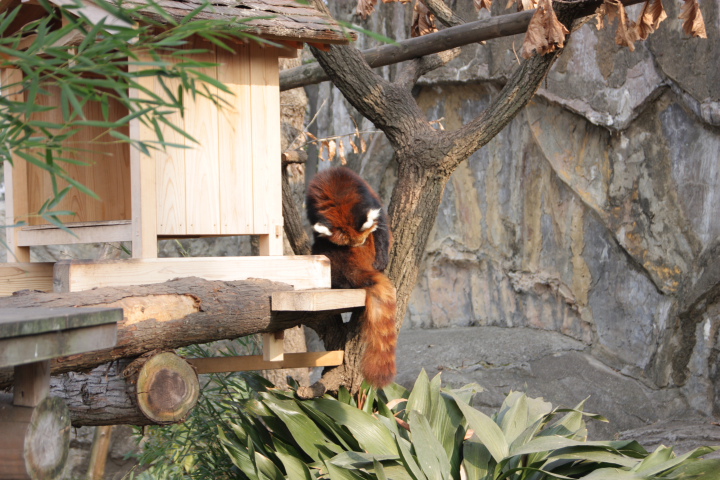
[262,331,285,362]
[0,323,117,368]
[13,361,50,407]
[188,351,344,374]
[17,220,132,247]
[0,263,54,296]
[271,288,366,311]
[52,255,331,293]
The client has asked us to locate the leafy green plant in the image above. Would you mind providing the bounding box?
[129,340,262,480]
[135,368,720,479]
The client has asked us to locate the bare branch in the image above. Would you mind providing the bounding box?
[282,9,535,91]
[396,0,464,87]
[424,0,466,27]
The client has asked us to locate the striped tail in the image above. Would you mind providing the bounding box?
[361,272,397,388]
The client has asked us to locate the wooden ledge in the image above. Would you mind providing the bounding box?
[18,220,132,247]
[187,351,344,374]
[271,288,366,312]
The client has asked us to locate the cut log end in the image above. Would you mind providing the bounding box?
[0,394,70,480]
[128,352,200,425]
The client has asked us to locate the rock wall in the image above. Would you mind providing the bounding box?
[308,0,720,423]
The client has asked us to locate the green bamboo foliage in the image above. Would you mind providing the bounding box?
[138,369,719,479]
[0,0,265,228]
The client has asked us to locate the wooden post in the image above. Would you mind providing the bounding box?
[129,56,158,259]
[0,394,70,480]
[85,426,114,480]
[13,361,50,407]
[1,69,30,263]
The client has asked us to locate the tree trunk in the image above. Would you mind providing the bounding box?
[0,277,297,389]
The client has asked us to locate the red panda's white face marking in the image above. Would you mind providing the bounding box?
[313,223,332,237]
[361,208,381,232]
[314,208,378,247]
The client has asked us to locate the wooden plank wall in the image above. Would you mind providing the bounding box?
[149,40,282,238]
[23,86,131,226]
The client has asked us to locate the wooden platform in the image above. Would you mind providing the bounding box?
[193,287,366,372]
[0,307,121,368]
[271,288,366,311]
[0,263,54,296]
[52,255,331,292]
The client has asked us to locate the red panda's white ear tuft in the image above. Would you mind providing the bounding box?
[313,223,332,237]
[361,209,381,231]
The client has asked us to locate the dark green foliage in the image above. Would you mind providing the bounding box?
[134,369,719,479]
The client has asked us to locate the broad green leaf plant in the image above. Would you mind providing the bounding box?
[135,369,720,479]
[0,0,263,231]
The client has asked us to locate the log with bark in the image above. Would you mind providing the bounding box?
[0,277,340,425]
[0,394,70,480]
[50,351,200,426]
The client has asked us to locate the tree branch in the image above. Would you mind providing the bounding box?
[281,10,534,91]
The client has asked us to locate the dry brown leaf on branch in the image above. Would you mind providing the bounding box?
[600,0,640,50]
[356,0,379,18]
[350,138,360,154]
[595,3,608,29]
[635,0,667,40]
[506,0,538,11]
[474,0,493,11]
[328,140,337,162]
[411,0,438,37]
[337,139,347,165]
[319,140,328,161]
[679,0,707,38]
[520,0,569,58]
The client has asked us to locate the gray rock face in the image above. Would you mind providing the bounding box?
[311,0,720,442]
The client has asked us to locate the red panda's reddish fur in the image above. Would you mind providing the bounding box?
[307,167,397,388]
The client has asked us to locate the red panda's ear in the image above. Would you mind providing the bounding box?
[360,209,381,231]
[313,223,332,237]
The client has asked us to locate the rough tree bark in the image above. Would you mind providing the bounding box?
[0,277,301,390]
[292,0,623,394]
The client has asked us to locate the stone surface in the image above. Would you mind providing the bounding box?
[311,0,720,452]
[397,326,712,445]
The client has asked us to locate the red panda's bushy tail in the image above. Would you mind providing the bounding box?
[361,272,398,389]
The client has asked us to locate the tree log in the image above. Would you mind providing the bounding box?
[50,352,199,426]
[0,394,70,480]
[126,351,199,425]
[0,277,300,389]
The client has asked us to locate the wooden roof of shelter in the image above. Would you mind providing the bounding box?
[120,0,353,44]
[0,0,352,45]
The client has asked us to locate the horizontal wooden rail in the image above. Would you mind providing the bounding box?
[187,351,344,374]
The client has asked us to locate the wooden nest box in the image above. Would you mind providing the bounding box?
[2,0,350,263]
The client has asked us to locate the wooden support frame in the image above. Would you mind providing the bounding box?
[13,361,50,407]
[16,221,132,247]
[188,351,344,374]
[0,263,54,296]
[271,288,366,311]
[52,256,331,293]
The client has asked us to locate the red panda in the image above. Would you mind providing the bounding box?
[307,167,397,388]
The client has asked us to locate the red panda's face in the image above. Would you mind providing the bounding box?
[314,208,380,247]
